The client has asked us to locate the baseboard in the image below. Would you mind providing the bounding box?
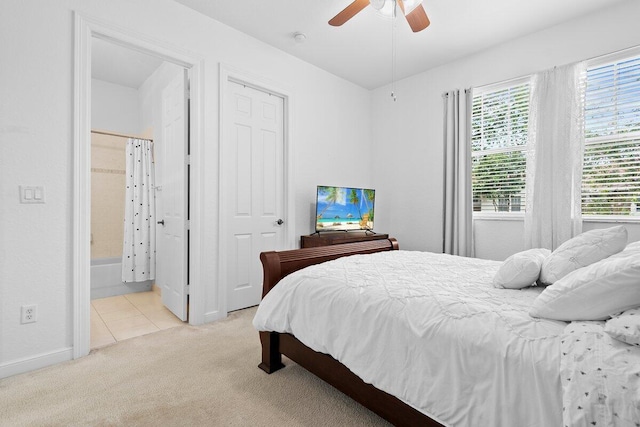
[203,310,226,324]
[90,279,153,300]
[0,347,73,379]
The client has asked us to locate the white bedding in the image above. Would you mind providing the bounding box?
[560,321,640,426]
[253,250,568,427]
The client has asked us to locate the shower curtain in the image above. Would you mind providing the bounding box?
[122,138,156,282]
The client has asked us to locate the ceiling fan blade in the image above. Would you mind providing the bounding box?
[405,3,430,32]
[329,0,370,26]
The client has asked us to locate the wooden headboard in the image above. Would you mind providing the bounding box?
[259,237,399,297]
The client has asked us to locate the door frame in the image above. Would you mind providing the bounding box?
[218,64,295,316]
[73,13,205,358]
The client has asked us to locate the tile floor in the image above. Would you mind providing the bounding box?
[90,291,184,349]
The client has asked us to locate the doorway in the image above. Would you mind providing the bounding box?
[74,14,205,359]
[89,39,188,348]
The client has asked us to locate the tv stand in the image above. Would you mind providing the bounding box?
[300,231,389,248]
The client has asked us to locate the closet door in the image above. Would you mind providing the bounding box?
[223,81,285,312]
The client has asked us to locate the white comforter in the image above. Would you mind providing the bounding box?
[253,250,567,427]
[560,321,640,426]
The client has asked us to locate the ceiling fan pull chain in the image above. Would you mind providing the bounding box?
[391,0,397,102]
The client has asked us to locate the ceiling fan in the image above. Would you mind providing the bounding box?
[329,0,430,33]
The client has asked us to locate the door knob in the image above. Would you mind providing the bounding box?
[157,220,165,226]
[276,219,284,225]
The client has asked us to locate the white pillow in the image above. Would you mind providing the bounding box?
[610,240,640,260]
[539,226,628,285]
[530,255,640,321]
[627,241,640,250]
[493,248,551,289]
[605,307,640,346]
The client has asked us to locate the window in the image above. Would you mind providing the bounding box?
[582,53,640,217]
[471,79,530,213]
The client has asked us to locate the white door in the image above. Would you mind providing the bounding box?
[225,81,285,312]
[157,69,189,321]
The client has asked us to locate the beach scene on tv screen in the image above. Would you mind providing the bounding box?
[316,186,375,231]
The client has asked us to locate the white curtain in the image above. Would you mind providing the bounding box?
[442,89,473,257]
[524,63,586,250]
[122,138,156,282]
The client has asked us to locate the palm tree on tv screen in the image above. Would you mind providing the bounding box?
[349,189,361,218]
[363,189,375,221]
[317,186,339,218]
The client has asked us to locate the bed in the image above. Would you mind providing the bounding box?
[253,237,640,427]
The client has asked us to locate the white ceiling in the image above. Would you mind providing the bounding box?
[174,0,628,90]
[92,38,164,89]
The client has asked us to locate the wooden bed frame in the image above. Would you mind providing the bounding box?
[258,238,444,427]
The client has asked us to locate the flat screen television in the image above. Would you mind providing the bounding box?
[315,185,375,232]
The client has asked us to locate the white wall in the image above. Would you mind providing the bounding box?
[91,79,142,135]
[0,0,372,377]
[372,0,640,257]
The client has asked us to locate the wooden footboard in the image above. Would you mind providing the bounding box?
[257,238,443,427]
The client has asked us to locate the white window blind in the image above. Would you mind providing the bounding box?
[471,81,530,213]
[582,54,640,216]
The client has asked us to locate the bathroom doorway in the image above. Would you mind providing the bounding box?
[74,15,206,358]
[89,37,188,349]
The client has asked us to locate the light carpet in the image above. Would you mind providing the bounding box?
[0,307,389,426]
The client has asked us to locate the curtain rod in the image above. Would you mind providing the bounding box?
[91,129,153,142]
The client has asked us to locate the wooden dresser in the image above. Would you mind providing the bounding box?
[300,232,389,248]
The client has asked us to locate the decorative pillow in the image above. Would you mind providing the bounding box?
[605,307,640,346]
[539,226,628,285]
[530,254,640,321]
[627,241,640,250]
[493,248,551,289]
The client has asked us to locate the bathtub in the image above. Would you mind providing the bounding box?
[90,257,153,300]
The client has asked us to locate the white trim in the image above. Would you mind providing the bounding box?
[473,214,640,224]
[73,13,206,360]
[0,347,73,379]
[73,13,92,359]
[585,131,640,146]
[582,215,640,224]
[203,310,225,324]
[186,60,206,326]
[218,63,295,317]
[470,145,527,157]
[473,212,525,221]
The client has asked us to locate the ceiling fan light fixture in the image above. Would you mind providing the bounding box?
[370,0,395,18]
[328,0,429,32]
[370,0,422,18]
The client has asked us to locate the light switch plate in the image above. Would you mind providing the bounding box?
[19,186,45,204]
